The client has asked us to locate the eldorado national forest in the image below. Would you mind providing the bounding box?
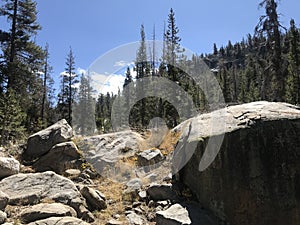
[0,0,299,224]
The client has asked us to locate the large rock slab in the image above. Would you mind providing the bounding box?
[24,119,73,160]
[78,131,144,175]
[20,203,77,223]
[33,141,82,174]
[0,157,20,179]
[0,171,80,205]
[27,216,90,225]
[0,171,92,221]
[175,102,300,225]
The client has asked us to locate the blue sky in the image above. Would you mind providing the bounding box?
[1,0,300,93]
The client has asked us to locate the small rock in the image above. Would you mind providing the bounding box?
[147,183,178,201]
[78,173,90,180]
[0,157,20,179]
[65,169,81,176]
[0,191,8,211]
[123,179,142,202]
[126,212,145,225]
[163,173,173,182]
[125,210,133,215]
[132,202,141,208]
[148,200,155,208]
[138,149,164,167]
[80,186,107,211]
[69,197,95,222]
[157,200,169,207]
[0,210,7,224]
[134,207,144,215]
[156,203,191,225]
[107,219,123,225]
[124,205,132,211]
[82,168,98,179]
[126,178,142,191]
[138,191,147,201]
[113,214,121,219]
[19,203,77,223]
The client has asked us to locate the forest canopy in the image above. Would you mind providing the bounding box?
[0,0,299,143]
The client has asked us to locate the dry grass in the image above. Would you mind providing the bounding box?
[159,130,182,155]
[5,205,28,224]
[92,177,129,225]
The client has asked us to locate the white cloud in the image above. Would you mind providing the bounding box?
[90,71,125,96]
[114,60,128,67]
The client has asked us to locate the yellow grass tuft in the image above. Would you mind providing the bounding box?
[159,130,182,156]
[93,177,129,225]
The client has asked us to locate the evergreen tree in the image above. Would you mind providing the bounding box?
[0,0,45,133]
[40,43,55,127]
[255,0,285,101]
[0,89,25,145]
[135,24,149,127]
[286,19,300,105]
[123,66,133,107]
[58,47,78,125]
[213,43,218,55]
[163,8,184,127]
[164,8,184,82]
[95,93,106,132]
[73,74,96,135]
[0,0,44,93]
[135,24,148,80]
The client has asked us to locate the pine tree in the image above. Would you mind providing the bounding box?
[40,43,55,127]
[58,47,78,125]
[0,0,45,133]
[165,8,184,81]
[123,66,133,107]
[0,89,25,145]
[213,43,218,55]
[255,0,285,101]
[0,0,44,93]
[286,19,300,105]
[73,74,96,135]
[135,24,149,127]
[95,93,106,132]
[135,24,148,80]
[163,8,184,127]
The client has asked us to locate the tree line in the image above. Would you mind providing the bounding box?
[96,0,300,132]
[0,0,300,144]
[0,0,81,145]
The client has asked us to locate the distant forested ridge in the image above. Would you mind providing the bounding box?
[0,0,299,142]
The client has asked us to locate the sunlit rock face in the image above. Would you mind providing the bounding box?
[177,101,300,225]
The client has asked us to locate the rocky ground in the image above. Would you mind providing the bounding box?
[0,101,299,225]
[0,118,217,225]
